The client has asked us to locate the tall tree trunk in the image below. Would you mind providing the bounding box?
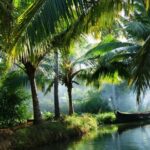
[54,50,60,119]
[67,85,74,115]
[25,62,42,124]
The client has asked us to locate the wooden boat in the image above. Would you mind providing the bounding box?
[116,111,150,122]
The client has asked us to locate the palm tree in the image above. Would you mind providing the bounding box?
[6,0,95,124]
[59,59,81,115]
[10,0,98,124]
[44,51,84,115]
[1,0,148,57]
[34,52,60,119]
[14,52,46,124]
[9,54,54,124]
[24,62,42,124]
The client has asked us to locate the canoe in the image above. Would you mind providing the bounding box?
[116,111,150,122]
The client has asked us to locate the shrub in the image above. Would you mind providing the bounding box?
[96,112,116,125]
[0,88,30,127]
[64,114,97,133]
[42,112,54,120]
[0,72,30,127]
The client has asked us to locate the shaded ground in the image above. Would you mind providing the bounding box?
[0,129,13,150]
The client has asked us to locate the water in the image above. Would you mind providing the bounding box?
[36,123,150,150]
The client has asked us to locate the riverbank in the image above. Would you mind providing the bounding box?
[1,113,150,149]
[12,114,98,149]
[0,113,116,149]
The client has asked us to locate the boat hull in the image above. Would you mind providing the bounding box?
[116,111,150,122]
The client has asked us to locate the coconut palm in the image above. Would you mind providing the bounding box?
[7,55,54,124]
[59,57,83,115]
[44,52,84,115]
[11,0,98,124]
[6,0,94,124]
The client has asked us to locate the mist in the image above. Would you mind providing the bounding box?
[26,82,150,114]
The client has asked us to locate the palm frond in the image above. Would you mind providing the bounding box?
[131,35,150,103]
[10,0,141,59]
[126,21,150,40]
[11,0,93,56]
[35,55,55,92]
[125,0,150,41]
[0,0,13,50]
[78,41,138,64]
[1,70,28,92]
[77,42,141,88]
[44,80,54,95]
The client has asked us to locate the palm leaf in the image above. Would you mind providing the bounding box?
[125,0,150,41]
[11,0,92,55]
[126,21,150,40]
[78,41,138,64]
[77,42,140,88]
[2,70,28,92]
[131,35,150,103]
[10,0,141,58]
[44,80,54,95]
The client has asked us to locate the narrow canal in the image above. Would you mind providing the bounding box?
[37,123,150,150]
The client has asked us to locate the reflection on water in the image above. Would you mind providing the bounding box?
[36,123,150,150]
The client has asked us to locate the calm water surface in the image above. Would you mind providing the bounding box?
[37,124,150,150]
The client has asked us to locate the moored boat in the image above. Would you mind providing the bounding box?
[116,111,150,122]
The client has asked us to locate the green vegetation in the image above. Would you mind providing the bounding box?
[96,112,116,125]
[0,88,29,127]
[75,91,111,114]
[0,72,30,127]
[0,0,149,124]
[7,113,117,149]
[1,0,150,149]
[12,115,97,149]
[42,112,54,121]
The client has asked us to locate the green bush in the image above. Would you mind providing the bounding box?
[64,114,97,133]
[0,72,30,127]
[0,88,30,127]
[96,112,116,125]
[42,112,54,120]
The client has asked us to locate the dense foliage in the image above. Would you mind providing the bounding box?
[0,72,30,127]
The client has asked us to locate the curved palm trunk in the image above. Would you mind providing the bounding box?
[54,50,60,119]
[25,63,42,124]
[67,84,74,115]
